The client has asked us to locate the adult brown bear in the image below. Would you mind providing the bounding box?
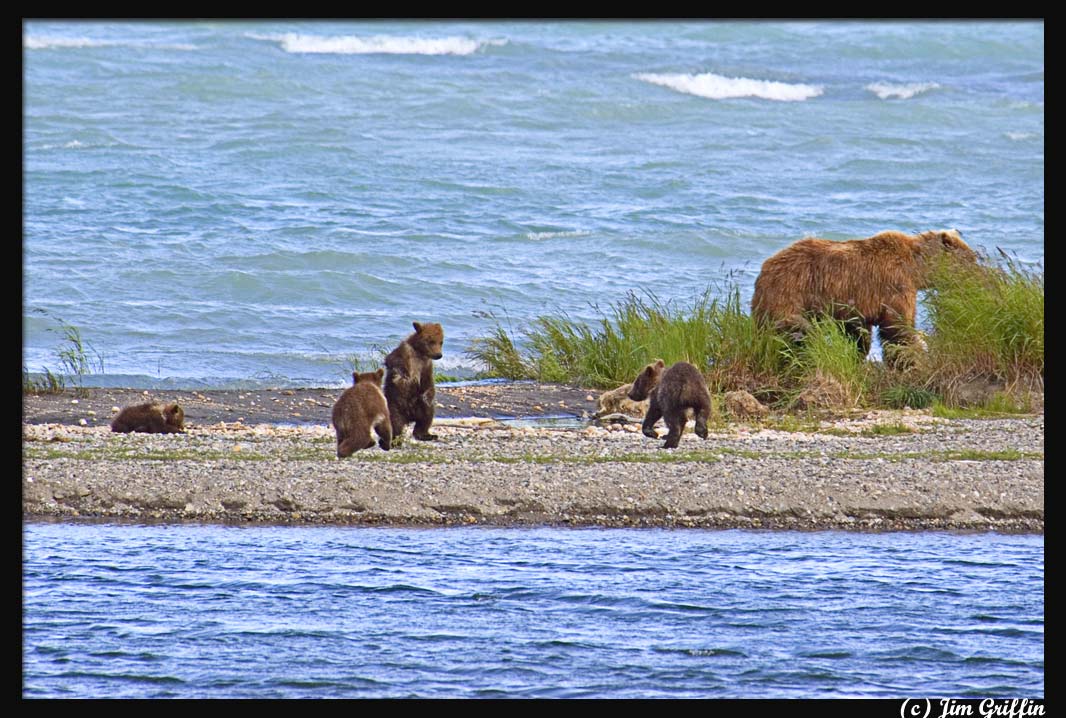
[751,229,977,360]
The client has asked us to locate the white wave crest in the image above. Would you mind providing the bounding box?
[251,33,496,56]
[525,230,590,241]
[865,82,940,100]
[1006,131,1037,141]
[25,36,196,51]
[635,72,823,102]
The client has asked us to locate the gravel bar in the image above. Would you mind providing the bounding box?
[23,401,1044,532]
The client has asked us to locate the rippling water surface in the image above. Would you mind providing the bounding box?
[23,20,1044,387]
[22,523,1044,698]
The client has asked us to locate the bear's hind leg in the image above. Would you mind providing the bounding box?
[388,406,408,448]
[842,317,873,358]
[375,416,393,452]
[338,434,374,458]
[693,399,711,440]
[412,403,437,441]
[661,410,685,449]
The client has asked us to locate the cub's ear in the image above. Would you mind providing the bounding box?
[654,359,665,369]
[352,372,360,384]
[413,321,423,332]
[374,368,384,382]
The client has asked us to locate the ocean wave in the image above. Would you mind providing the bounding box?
[37,140,87,150]
[525,230,590,241]
[634,72,823,102]
[865,82,941,100]
[1006,131,1037,141]
[24,36,196,51]
[248,32,501,56]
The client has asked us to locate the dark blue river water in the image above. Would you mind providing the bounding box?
[22,522,1043,698]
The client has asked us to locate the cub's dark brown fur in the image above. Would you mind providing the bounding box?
[628,360,712,449]
[110,402,186,434]
[331,369,392,457]
[384,321,444,447]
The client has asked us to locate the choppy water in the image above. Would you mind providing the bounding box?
[21,523,1043,698]
[23,20,1044,387]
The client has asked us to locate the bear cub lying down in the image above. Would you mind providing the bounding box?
[110,402,186,434]
[627,360,712,449]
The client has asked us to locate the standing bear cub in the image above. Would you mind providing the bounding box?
[627,360,712,449]
[384,321,444,447]
[332,369,392,457]
[751,229,978,361]
[110,402,186,434]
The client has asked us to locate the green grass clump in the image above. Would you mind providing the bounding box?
[783,315,870,409]
[469,291,722,389]
[467,312,537,381]
[24,314,104,397]
[703,289,792,401]
[23,367,66,395]
[922,251,1043,400]
[469,287,791,395]
[880,384,939,410]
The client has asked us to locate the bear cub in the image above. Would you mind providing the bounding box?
[627,360,712,449]
[384,321,444,447]
[332,368,392,457]
[110,402,186,434]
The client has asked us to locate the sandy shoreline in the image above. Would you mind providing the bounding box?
[23,386,1044,532]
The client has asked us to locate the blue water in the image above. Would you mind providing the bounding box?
[22,523,1043,699]
[22,20,1044,387]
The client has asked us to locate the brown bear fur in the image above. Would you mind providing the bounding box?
[627,360,712,449]
[751,229,977,359]
[110,402,185,434]
[384,321,444,446]
[332,368,392,457]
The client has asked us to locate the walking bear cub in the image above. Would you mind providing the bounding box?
[110,402,186,434]
[627,360,712,449]
[332,369,392,457]
[384,321,444,447]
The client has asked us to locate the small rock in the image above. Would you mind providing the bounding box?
[70,399,79,404]
[724,390,769,420]
[78,418,87,426]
